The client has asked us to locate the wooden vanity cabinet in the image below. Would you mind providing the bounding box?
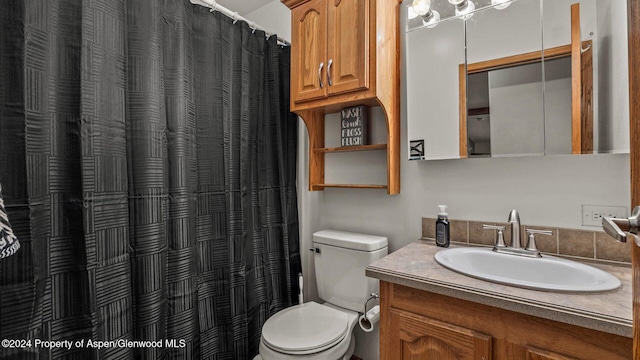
[380,281,632,360]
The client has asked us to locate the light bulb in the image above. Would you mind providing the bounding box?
[407,5,419,19]
[412,0,431,16]
[491,0,511,10]
[454,0,475,19]
[423,10,440,28]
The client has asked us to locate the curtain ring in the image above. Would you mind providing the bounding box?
[210,0,217,12]
[232,12,239,24]
[250,22,257,34]
[266,33,272,40]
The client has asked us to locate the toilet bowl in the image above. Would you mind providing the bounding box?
[255,230,388,360]
[256,302,358,360]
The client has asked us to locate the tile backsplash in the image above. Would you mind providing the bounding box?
[422,217,632,264]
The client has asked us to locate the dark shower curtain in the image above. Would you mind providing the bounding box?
[0,0,301,359]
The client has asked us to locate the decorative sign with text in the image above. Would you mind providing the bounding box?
[340,105,368,147]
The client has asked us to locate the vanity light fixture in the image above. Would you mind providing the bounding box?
[407,3,419,19]
[491,0,511,10]
[448,0,475,18]
[412,0,441,28]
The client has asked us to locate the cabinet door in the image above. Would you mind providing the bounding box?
[326,0,370,96]
[291,0,327,103]
[388,309,492,360]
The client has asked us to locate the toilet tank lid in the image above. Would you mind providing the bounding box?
[313,230,388,251]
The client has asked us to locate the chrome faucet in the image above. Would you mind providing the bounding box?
[508,209,522,249]
[482,209,552,258]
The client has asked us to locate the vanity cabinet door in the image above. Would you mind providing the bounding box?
[388,308,492,360]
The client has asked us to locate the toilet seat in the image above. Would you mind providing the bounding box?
[262,302,349,355]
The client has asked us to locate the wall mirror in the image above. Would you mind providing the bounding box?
[404,0,629,161]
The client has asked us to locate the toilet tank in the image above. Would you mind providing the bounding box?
[313,230,388,313]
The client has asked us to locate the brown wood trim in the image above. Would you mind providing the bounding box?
[314,144,387,153]
[635,243,640,360]
[315,184,388,189]
[466,44,573,74]
[375,0,402,195]
[380,281,392,360]
[571,3,582,154]
[629,0,640,356]
[281,0,311,9]
[581,43,594,153]
[629,0,640,211]
[298,110,325,191]
[459,64,468,158]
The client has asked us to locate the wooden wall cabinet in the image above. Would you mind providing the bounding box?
[282,0,402,194]
[380,282,632,360]
[290,0,369,103]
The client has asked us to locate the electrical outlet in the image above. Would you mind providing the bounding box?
[582,205,628,227]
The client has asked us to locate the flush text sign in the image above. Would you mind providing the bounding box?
[341,105,368,147]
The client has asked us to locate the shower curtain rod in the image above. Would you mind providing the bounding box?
[190,0,291,46]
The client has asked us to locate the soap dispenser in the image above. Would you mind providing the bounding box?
[435,205,450,248]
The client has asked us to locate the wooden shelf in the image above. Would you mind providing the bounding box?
[314,144,387,153]
[314,184,388,190]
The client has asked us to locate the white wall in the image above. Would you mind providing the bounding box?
[248,1,631,359]
[489,63,545,156]
[244,1,292,41]
[544,57,573,155]
[596,0,629,153]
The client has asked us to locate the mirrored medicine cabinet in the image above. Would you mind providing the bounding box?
[404,0,629,160]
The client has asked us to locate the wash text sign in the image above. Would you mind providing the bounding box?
[341,105,368,147]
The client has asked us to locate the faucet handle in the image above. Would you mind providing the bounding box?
[525,228,553,255]
[483,224,507,248]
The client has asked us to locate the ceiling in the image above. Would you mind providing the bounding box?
[214,0,275,15]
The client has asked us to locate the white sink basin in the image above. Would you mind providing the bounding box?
[434,247,622,292]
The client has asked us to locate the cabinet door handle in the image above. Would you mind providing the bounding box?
[327,59,333,86]
[318,62,324,89]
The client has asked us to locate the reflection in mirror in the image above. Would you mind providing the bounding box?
[407,0,514,32]
[404,0,629,161]
[464,0,543,158]
[406,15,465,160]
[542,0,629,155]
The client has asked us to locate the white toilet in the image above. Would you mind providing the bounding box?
[255,230,388,360]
